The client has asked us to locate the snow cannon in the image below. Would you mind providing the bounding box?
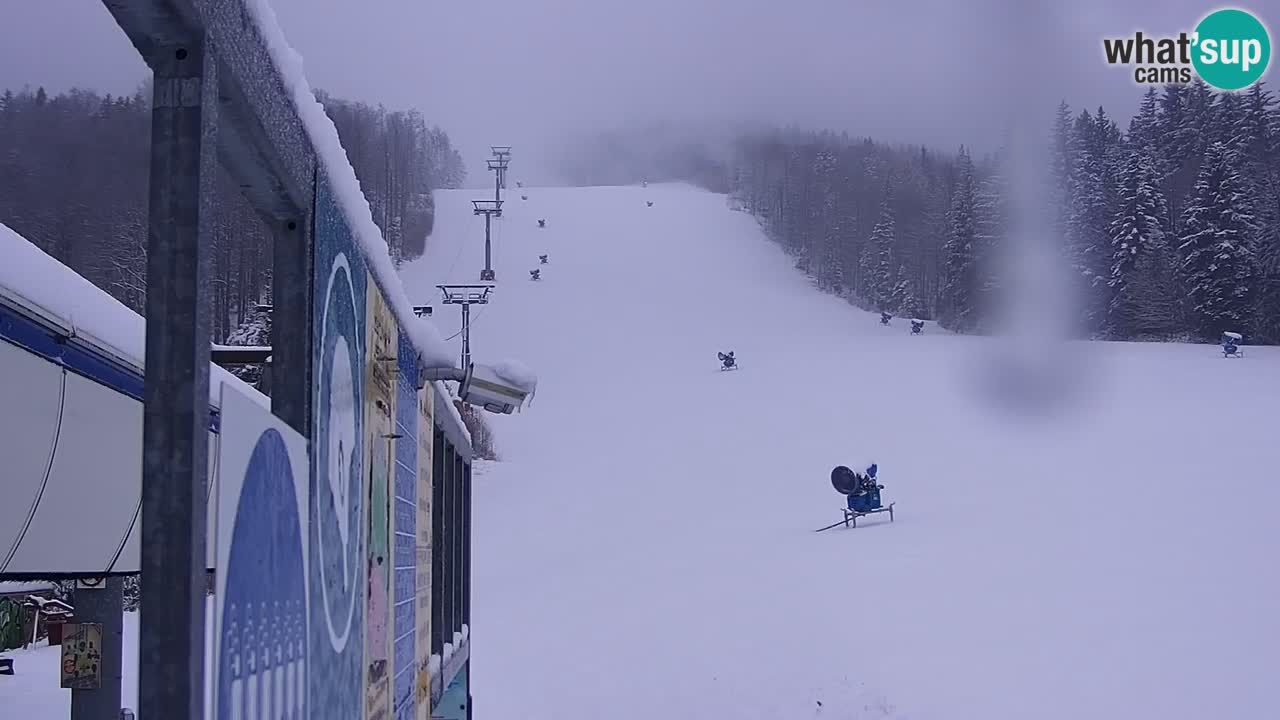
[880,312,892,325]
[910,319,925,335]
[1222,331,1243,357]
[820,463,894,530]
[529,269,541,281]
[539,254,548,264]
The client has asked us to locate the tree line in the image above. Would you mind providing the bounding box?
[565,81,1278,343]
[727,80,1280,342]
[0,84,466,340]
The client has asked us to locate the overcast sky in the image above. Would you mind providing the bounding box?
[0,0,1271,185]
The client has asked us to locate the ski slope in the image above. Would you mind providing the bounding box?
[400,183,1280,720]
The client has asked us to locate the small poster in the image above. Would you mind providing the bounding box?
[60,622,103,689]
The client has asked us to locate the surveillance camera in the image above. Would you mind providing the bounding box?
[457,363,531,415]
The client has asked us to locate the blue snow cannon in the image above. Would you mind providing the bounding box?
[822,464,895,531]
[847,464,882,513]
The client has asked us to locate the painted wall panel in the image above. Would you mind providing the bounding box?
[414,383,434,719]
[363,279,396,720]
[212,385,309,720]
[392,331,419,720]
[310,167,367,719]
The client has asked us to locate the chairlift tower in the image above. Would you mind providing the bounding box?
[487,156,510,204]
[473,199,503,281]
[491,144,511,174]
[437,284,493,369]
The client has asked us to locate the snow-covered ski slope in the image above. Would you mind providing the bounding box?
[400,183,1280,720]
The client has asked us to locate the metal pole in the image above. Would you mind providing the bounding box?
[70,578,125,720]
[139,37,216,720]
[483,214,492,277]
[494,170,501,203]
[271,212,313,434]
[461,303,471,369]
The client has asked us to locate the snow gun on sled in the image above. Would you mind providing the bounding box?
[815,463,895,532]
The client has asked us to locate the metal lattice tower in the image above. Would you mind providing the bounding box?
[437,284,493,369]
[472,199,503,281]
[490,145,511,188]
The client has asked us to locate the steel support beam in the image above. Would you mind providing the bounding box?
[138,36,217,720]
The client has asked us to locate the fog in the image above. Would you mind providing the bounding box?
[0,0,1266,184]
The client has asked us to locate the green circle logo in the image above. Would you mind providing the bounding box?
[1192,9,1271,90]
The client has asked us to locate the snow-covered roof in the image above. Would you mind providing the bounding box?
[911,318,925,323]
[1223,331,1243,340]
[0,223,265,410]
[243,0,455,371]
[0,581,55,596]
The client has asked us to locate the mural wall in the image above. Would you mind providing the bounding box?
[393,332,420,720]
[310,169,367,720]
[363,283,396,720]
[307,169,458,720]
[414,380,435,719]
[212,385,310,719]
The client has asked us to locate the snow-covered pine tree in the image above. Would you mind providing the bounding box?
[1067,110,1111,334]
[971,169,1007,328]
[812,147,840,290]
[941,148,977,330]
[861,188,897,311]
[1106,149,1170,337]
[1127,88,1160,153]
[1178,142,1259,339]
[1241,83,1280,340]
[1049,101,1075,246]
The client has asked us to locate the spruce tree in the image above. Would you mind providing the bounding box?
[861,191,897,311]
[1107,150,1169,337]
[942,148,977,330]
[1178,142,1259,338]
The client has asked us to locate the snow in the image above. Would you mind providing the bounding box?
[433,380,473,445]
[241,0,458,372]
[493,359,538,393]
[399,182,1280,720]
[0,598,216,718]
[1223,331,1243,340]
[0,223,266,410]
[0,581,55,596]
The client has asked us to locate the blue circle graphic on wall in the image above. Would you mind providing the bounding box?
[315,253,364,654]
[217,428,306,719]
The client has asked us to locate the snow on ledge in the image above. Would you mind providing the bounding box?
[244,0,455,370]
[493,358,538,393]
[0,223,267,410]
[434,381,473,446]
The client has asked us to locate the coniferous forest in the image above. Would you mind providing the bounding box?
[728,80,1280,342]
[0,83,466,341]
[567,80,1280,343]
